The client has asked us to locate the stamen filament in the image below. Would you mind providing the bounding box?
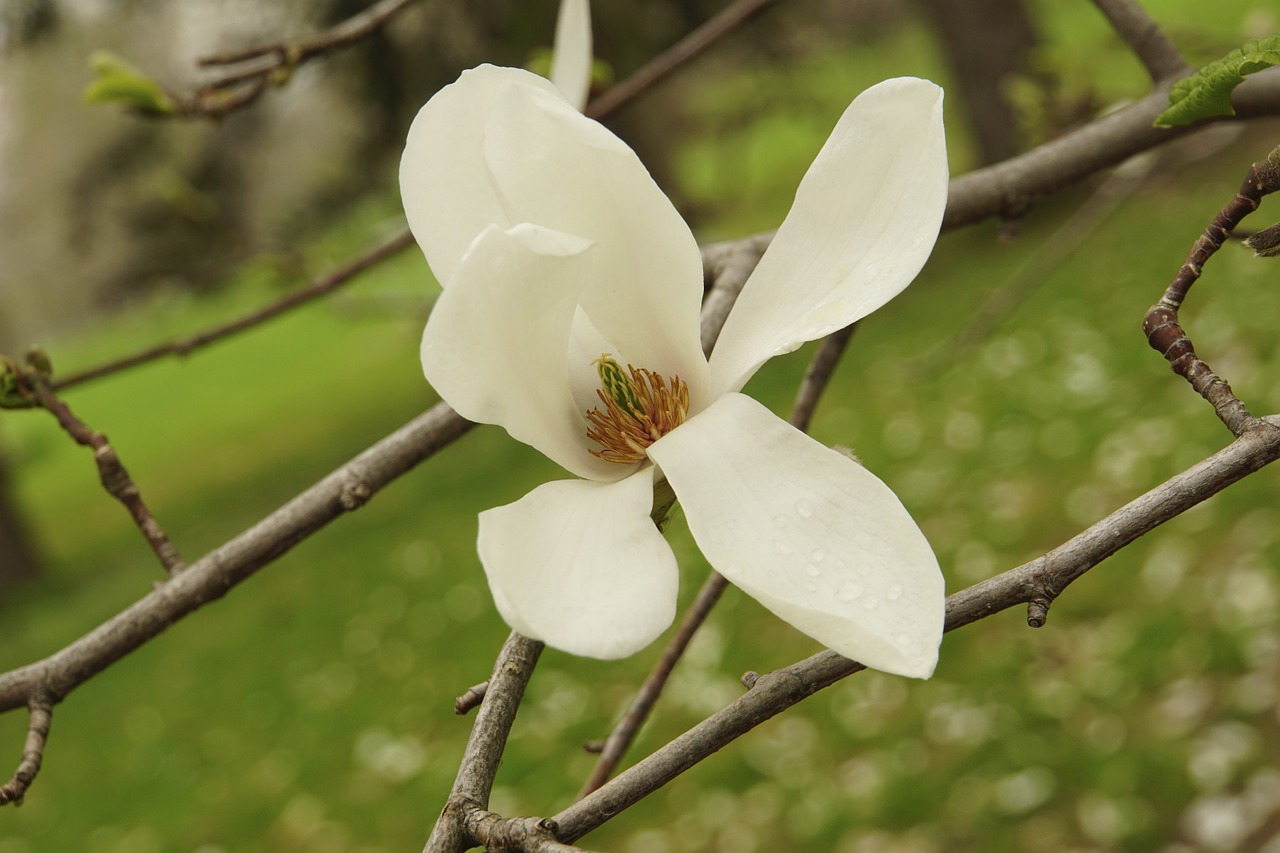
[586,356,689,464]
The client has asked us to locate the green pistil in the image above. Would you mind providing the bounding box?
[593,354,643,419]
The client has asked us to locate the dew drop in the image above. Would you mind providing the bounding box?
[804,580,818,592]
[895,632,912,647]
[772,514,789,528]
[837,582,863,601]
[795,499,814,519]
[805,564,822,578]
[861,594,879,611]
[773,540,793,556]
[810,549,826,563]
[887,584,903,601]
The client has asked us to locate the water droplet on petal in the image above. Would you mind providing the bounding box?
[887,584,903,601]
[837,582,863,601]
[896,632,912,647]
[862,594,879,611]
[805,564,822,577]
[795,499,814,519]
[804,580,818,592]
[772,514,789,528]
[773,540,793,556]
[811,549,826,563]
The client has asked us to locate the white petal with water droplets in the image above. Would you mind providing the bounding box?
[648,393,944,678]
[708,77,948,397]
[478,466,678,659]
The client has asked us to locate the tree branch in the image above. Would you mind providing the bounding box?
[174,0,424,119]
[1143,144,1280,436]
[0,401,473,715]
[551,415,1280,843]
[12,358,185,574]
[51,228,415,392]
[1089,0,1189,82]
[426,631,544,853]
[585,0,780,121]
[0,695,52,806]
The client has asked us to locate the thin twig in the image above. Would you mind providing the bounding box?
[574,321,860,798]
[175,0,423,118]
[0,696,52,806]
[1089,0,1189,82]
[1143,144,1280,436]
[788,324,858,434]
[454,681,489,716]
[575,570,729,799]
[550,414,1280,843]
[52,229,415,391]
[17,372,185,574]
[586,0,780,121]
[908,153,1154,379]
[0,401,475,716]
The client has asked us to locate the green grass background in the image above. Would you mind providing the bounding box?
[4,2,1280,851]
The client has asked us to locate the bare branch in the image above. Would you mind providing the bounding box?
[11,359,185,574]
[0,696,52,806]
[788,324,858,434]
[551,415,1280,843]
[577,287,861,798]
[944,70,1280,230]
[586,0,780,121]
[1143,144,1280,436]
[0,401,473,716]
[575,570,729,799]
[453,681,489,716]
[52,228,415,392]
[1089,0,1188,82]
[176,0,424,119]
[426,632,543,853]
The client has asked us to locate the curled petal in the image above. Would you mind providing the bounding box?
[478,467,679,659]
[400,65,564,286]
[550,0,592,111]
[648,393,944,678]
[421,223,623,482]
[483,82,708,399]
[709,78,949,397]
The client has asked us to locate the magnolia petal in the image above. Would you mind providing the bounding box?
[483,81,709,405]
[648,393,944,678]
[400,64,565,286]
[708,78,948,397]
[421,222,624,482]
[478,466,679,659]
[550,0,592,111]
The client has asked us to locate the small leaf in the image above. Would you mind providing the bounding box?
[1155,36,1280,128]
[84,51,175,115]
[0,358,32,410]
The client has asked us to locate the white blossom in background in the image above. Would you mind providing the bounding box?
[549,0,591,111]
[400,63,949,678]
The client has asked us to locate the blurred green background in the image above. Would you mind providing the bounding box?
[3,1,1280,851]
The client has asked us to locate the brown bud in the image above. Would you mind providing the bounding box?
[1244,220,1280,257]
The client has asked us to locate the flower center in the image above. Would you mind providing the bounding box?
[585,354,689,464]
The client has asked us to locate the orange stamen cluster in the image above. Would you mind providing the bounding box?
[586,361,689,464]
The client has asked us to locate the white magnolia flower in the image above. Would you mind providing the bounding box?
[400,64,949,678]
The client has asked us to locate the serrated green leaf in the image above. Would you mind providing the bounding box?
[1155,36,1280,128]
[83,51,175,116]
